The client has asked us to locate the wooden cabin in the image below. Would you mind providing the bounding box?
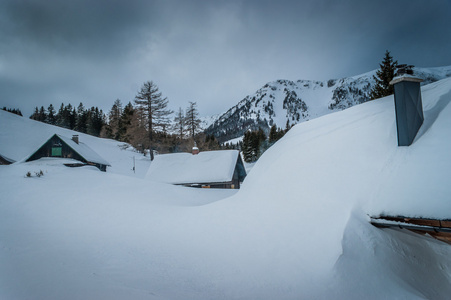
[25,134,110,172]
[146,149,247,189]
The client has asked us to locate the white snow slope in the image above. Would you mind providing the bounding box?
[1,77,451,299]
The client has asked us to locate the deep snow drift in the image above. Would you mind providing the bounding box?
[1,78,451,299]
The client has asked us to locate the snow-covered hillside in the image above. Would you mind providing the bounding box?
[0,111,151,177]
[1,77,451,299]
[206,66,451,142]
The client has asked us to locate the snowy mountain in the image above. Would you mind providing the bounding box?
[206,66,451,142]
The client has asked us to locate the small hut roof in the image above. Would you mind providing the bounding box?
[146,150,241,184]
[0,153,15,164]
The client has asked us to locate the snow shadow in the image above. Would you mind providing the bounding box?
[415,90,451,141]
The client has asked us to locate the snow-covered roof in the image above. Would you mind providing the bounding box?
[0,153,15,163]
[146,150,240,185]
[26,134,110,167]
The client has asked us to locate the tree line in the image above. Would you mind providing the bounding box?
[30,103,105,137]
[28,81,224,159]
[241,124,290,163]
[2,107,23,116]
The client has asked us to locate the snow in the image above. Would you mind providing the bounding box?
[147,150,240,184]
[1,76,451,299]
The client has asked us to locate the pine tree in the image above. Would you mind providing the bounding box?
[120,102,135,143]
[56,103,65,127]
[269,124,278,144]
[269,124,286,144]
[108,99,123,140]
[38,106,47,122]
[75,103,87,133]
[370,50,398,100]
[69,107,76,129]
[56,103,71,129]
[185,101,201,139]
[86,107,104,137]
[134,81,173,160]
[47,104,56,125]
[173,107,185,140]
[242,131,254,162]
[30,107,39,120]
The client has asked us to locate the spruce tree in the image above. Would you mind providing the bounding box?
[30,107,39,120]
[69,107,76,129]
[120,102,135,143]
[47,104,56,125]
[75,103,88,133]
[269,124,278,144]
[370,50,398,100]
[108,99,123,140]
[242,131,254,162]
[38,106,47,122]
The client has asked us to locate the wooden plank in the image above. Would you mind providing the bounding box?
[440,220,451,228]
[427,232,451,245]
[405,218,441,227]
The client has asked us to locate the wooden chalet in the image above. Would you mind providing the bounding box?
[25,134,110,172]
[146,148,247,189]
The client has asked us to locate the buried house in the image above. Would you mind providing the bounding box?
[25,134,111,172]
[146,148,247,189]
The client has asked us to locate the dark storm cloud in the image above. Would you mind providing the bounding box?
[1,0,451,117]
[0,0,160,59]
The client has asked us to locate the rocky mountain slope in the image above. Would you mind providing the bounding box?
[205,66,451,142]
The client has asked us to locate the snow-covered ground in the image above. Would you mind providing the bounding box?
[1,77,451,299]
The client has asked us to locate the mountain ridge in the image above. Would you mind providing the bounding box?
[204,66,451,143]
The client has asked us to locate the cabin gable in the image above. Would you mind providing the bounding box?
[25,134,109,172]
[26,134,87,163]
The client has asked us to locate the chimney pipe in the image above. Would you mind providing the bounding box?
[72,135,79,144]
[192,142,199,155]
[389,65,424,146]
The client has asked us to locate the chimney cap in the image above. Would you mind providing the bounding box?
[72,135,79,144]
[390,76,423,86]
[192,142,199,155]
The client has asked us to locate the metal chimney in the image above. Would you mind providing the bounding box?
[192,142,199,155]
[72,135,79,144]
[389,65,424,146]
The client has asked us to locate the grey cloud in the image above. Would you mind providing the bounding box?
[1,0,451,118]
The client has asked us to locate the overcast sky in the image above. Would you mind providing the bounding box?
[1,0,451,118]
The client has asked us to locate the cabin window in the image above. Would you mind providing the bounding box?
[51,147,62,157]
